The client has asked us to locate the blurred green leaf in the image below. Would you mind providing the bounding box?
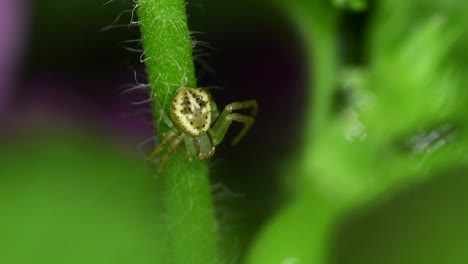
[248,0,468,263]
[0,129,159,264]
[331,167,468,264]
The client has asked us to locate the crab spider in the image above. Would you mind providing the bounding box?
[148,87,258,172]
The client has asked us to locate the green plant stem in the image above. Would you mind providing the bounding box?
[247,191,340,264]
[293,1,340,160]
[247,1,340,263]
[137,1,217,263]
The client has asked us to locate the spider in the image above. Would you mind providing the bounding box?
[148,87,258,172]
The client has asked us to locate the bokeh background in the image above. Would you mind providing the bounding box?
[2,0,468,263]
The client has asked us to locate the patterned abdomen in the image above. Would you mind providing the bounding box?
[170,87,212,136]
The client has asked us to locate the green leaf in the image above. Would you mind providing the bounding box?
[0,129,159,264]
[248,0,468,263]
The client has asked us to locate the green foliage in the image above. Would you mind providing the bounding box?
[135,0,468,263]
[0,130,159,264]
[332,0,368,11]
[247,0,468,263]
[5,0,468,263]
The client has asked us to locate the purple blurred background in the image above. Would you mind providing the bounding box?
[1,0,303,151]
[0,0,28,118]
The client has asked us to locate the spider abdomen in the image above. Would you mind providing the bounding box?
[170,87,212,136]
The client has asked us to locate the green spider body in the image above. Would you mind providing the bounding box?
[148,87,257,172]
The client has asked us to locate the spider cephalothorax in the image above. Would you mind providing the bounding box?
[148,87,257,172]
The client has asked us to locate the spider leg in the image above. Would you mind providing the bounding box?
[157,134,184,173]
[210,100,257,146]
[152,94,174,128]
[147,127,179,164]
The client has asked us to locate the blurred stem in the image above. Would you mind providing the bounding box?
[247,1,340,263]
[137,1,217,263]
[293,1,340,152]
[247,191,340,264]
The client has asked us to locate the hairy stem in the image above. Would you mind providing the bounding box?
[137,0,217,263]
